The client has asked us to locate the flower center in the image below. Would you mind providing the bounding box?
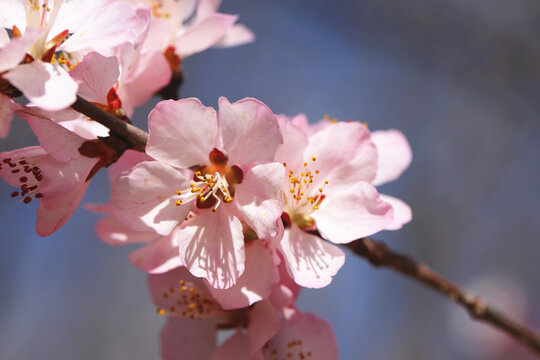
[282,157,327,228]
[175,148,243,213]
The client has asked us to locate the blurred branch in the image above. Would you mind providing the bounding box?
[345,237,540,356]
[71,96,149,152]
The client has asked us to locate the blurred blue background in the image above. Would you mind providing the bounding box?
[1,0,540,359]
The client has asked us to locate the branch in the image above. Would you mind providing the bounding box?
[346,237,540,356]
[71,96,149,152]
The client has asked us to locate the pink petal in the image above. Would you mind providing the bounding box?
[313,182,393,243]
[69,52,119,104]
[109,161,190,235]
[206,241,279,310]
[380,194,412,230]
[107,149,152,183]
[246,300,281,355]
[196,0,222,20]
[0,1,26,29]
[279,226,345,289]
[0,94,13,137]
[148,267,226,319]
[269,260,302,313]
[372,129,412,186]
[35,180,90,237]
[96,216,158,246]
[263,312,338,360]
[60,2,149,55]
[4,62,78,111]
[233,162,284,239]
[0,28,40,73]
[210,331,256,360]
[16,107,86,162]
[58,118,109,140]
[117,50,171,116]
[178,208,245,289]
[147,99,217,168]
[303,122,377,188]
[217,97,282,165]
[176,13,237,57]
[161,317,218,360]
[36,154,98,211]
[215,24,255,48]
[274,116,309,172]
[129,229,183,273]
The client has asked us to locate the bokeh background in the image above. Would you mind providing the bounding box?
[1,0,540,359]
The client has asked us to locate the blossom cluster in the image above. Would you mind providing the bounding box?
[0,1,412,359]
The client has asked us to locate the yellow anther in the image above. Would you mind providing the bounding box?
[303,162,308,167]
[200,197,206,202]
[179,280,185,285]
[315,170,319,174]
[313,206,319,210]
[312,157,316,161]
[176,190,182,195]
[176,200,182,206]
[212,208,217,212]
[319,188,323,192]
[157,308,165,316]
[283,163,287,167]
[188,303,195,310]
[190,184,195,188]
[180,286,187,292]
[324,180,328,184]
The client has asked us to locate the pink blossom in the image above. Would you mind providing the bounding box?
[0,0,146,111]
[0,107,100,236]
[124,0,254,60]
[274,117,394,288]
[109,97,284,289]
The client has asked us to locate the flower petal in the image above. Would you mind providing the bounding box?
[380,194,412,230]
[35,180,90,237]
[129,229,183,274]
[206,241,279,310]
[161,317,218,360]
[279,226,345,288]
[16,106,86,162]
[0,28,39,73]
[263,312,338,360]
[69,52,119,104]
[4,62,78,111]
[313,182,393,243]
[175,13,237,58]
[147,98,217,168]
[110,161,190,235]
[303,122,377,188]
[218,97,282,165]
[215,24,255,48]
[246,300,281,355]
[96,216,158,246]
[274,115,309,172]
[178,208,245,289]
[60,2,149,55]
[117,50,171,116]
[234,162,284,239]
[372,129,412,186]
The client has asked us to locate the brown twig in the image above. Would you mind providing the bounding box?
[71,96,149,152]
[345,237,540,356]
